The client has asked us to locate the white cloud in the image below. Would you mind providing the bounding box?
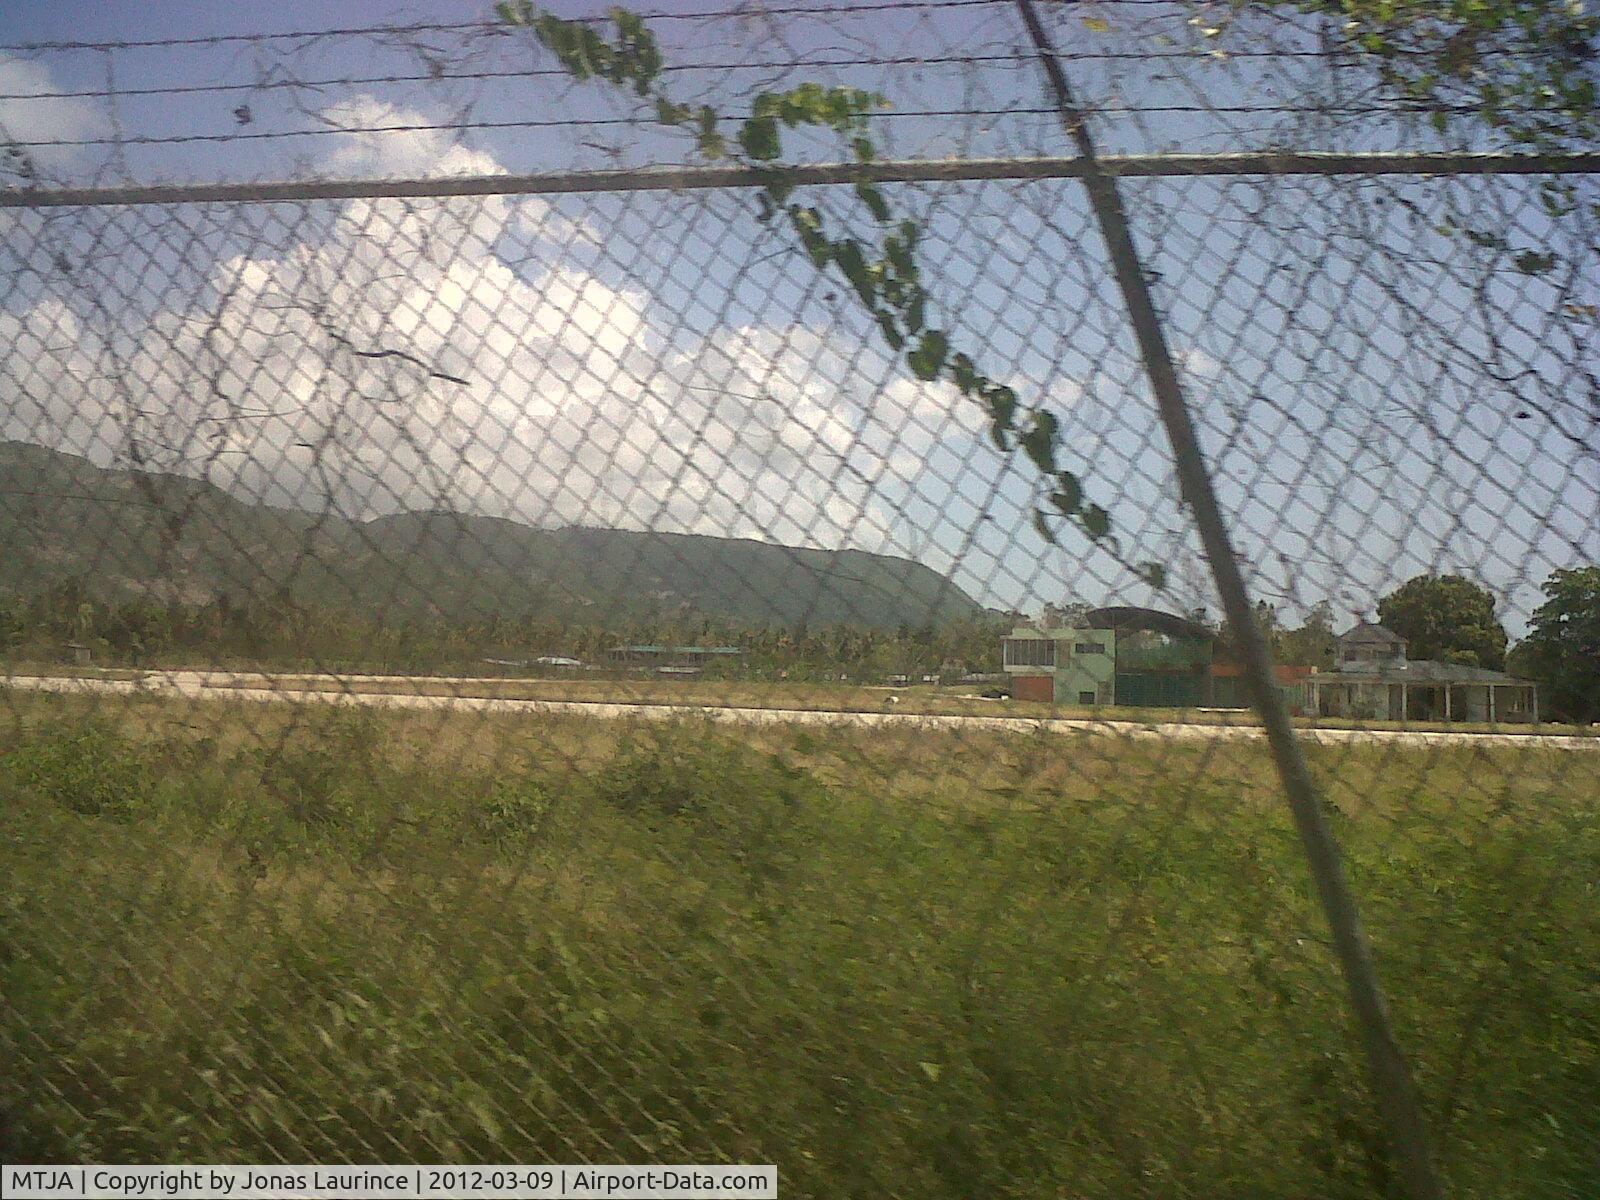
[0,94,1020,581]
[318,95,502,180]
[312,95,606,263]
[0,56,107,173]
[1175,346,1223,380]
[517,196,608,251]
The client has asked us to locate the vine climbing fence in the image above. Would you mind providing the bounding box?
[1,3,1597,1198]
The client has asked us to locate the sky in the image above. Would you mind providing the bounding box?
[0,1,1595,634]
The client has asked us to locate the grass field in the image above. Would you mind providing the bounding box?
[2,689,1597,1198]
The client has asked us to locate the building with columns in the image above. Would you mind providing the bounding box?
[1305,621,1538,724]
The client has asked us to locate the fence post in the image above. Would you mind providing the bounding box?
[1012,3,1445,1196]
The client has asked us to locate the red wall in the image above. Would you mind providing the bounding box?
[1011,674,1054,703]
[1211,662,1312,684]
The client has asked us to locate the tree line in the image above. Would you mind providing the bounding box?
[5,567,1594,723]
[0,580,1010,683]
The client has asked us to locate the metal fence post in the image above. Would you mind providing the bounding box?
[1012,3,1446,1196]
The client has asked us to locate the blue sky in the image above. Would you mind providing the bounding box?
[1,1,1595,633]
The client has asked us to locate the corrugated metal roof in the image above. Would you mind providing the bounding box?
[1085,606,1215,641]
[1338,621,1406,643]
[1322,659,1526,684]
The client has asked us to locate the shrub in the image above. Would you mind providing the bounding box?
[234,712,386,831]
[592,723,815,824]
[479,770,556,843]
[1,719,151,819]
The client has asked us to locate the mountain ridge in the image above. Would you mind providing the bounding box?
[0,440,984,629]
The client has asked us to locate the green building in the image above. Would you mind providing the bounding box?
[1001,607,1219,708]
[1000,624,1116,704]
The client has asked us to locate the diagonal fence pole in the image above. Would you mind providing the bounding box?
[1012,3,1445,1197]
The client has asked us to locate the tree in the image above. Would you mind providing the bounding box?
[1277,600,1338,669]
[1252,599,1280,649]
[1056,599,1092,627]
[1249,1,1597,153]
[1376,575,1508,669]
[1511,567,1600,725]
[1239,2,1596,329]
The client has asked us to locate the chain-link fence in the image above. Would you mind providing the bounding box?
[2,3,1597,1198]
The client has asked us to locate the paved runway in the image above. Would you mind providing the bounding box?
[7,669,1596,751]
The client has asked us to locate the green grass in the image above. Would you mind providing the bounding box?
[1,691,1596,1198]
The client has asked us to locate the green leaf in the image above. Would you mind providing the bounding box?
[950,353,979,396]
[1138,561,1168,589]
[764,175,795,206]
[655,97,689,126]
[982,383,1017,430]
[695,106,726,159]
[918,1060,943,1082]
[989,421,1012,452]
[631,62,657,96]
[534,15,578,70]
[740,115,782,161]
[875,310,905,351]
[1082,503,1111,540]
[835,239,876,306]
[1539,181,1576,217]
[1513,249,1558,274]
[1032,510,1058,546]
[903,288,926,335]
[907,329,948,381]
[854,181,890,222]
[884,233,915,280]
[611,7,643,39]
[579,28,616,79]
[1050,473,1082,516]
[790,208,832,267]
[1019,411,1059,475]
